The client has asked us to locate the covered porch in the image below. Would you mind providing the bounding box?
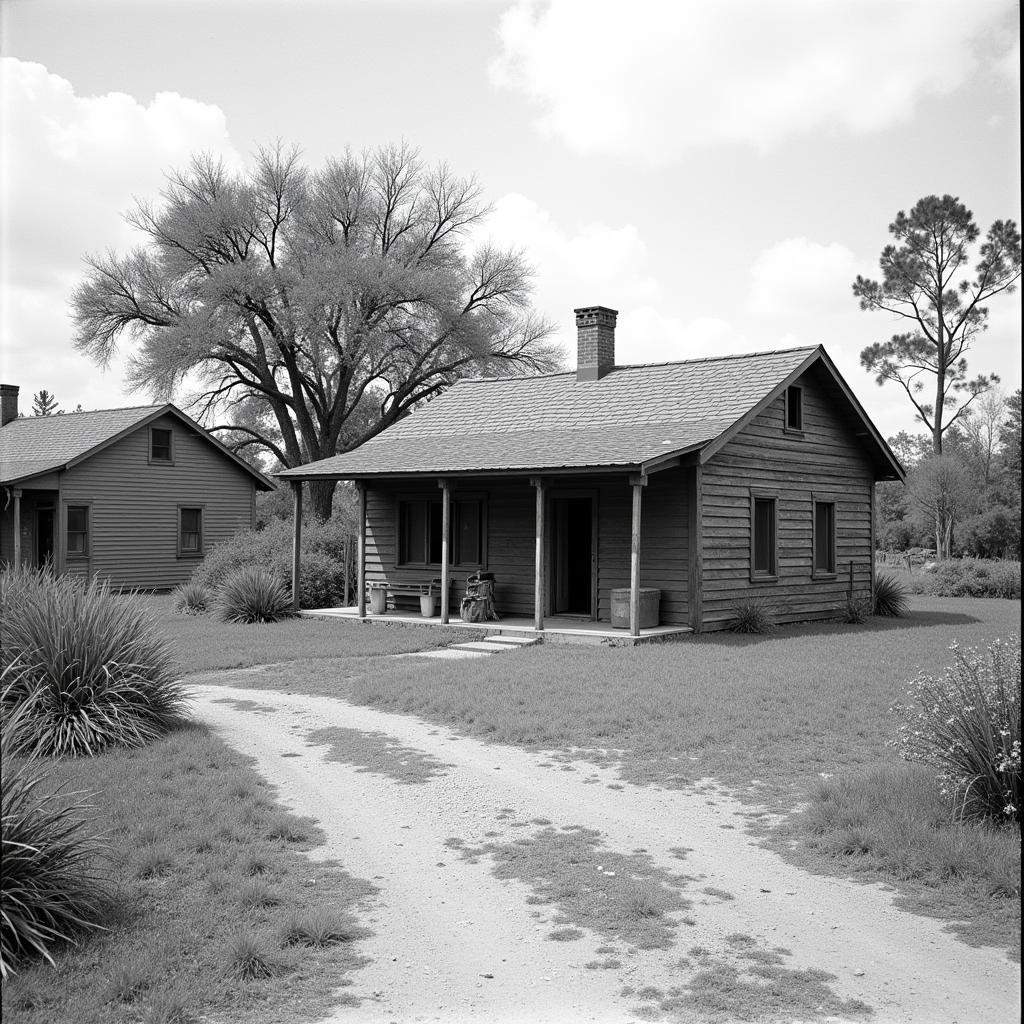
[285,461,701,639]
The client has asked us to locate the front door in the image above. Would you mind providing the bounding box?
[35,505,55,567]
[551,496,595,617]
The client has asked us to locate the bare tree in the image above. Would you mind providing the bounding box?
[72,143,561,517]
[855,195,1020,455]
[957,387,1006,500]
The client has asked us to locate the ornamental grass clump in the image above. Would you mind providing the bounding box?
[216,567,292,624]
[729,599,773,634]
[0,707,107,978]
[892,636,1021,824]
[172,581,209,616]
[873,572,908,617]
[0,570,187,758]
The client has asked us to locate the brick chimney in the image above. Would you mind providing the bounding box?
[574,306,617,382]
[0,384,18,426]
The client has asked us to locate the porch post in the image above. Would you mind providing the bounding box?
[12,488,22,567]
[530,477,545,631]
[439,478,451,623]
[687,466,704,632]
[290,481,303,613]
[629,473,647,638]
[356,480,367,618]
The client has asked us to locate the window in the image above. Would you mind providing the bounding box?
[67,505,89,556]
[178,507,203,556]
[150,427,173,463]
[786,386,803,431]
[751,496,777,577]
[398,498,485,566]
[813,500,836,575]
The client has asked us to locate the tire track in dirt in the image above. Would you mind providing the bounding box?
[192,683,1019,1024]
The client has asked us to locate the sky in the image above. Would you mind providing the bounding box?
[0,0,1020,442]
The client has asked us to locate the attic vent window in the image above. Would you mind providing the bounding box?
[150,427,173,463]
[786,386,803,431]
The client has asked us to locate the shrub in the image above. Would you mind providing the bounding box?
[192,517,352,610]
[216,567,292,624]
[172,581,209,616]
[891,636,1021,823]
[907,559,1021,599]
[1,572,188,757]
[873,572,908,617]
[843,594,871,624]
[729,599,772,634]
[956,508,1021,561]
[1,706,107,977]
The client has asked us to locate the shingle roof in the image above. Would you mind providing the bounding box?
[0,404,276,489]
[0,406,163,484]
[279,347,820,479]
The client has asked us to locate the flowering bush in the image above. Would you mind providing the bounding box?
[891,636,1021,824]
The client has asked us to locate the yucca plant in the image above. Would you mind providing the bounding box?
[172,581,209,616]
[216,567,291,624]
[892,636,1021,823]
[0,706,108,978]
[729,599,773,634]
[873,572,908,617]
[1,571,187,757]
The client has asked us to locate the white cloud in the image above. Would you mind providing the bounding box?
[490,0,1016,160]
[749,237,870,317]
[0,59,241,409]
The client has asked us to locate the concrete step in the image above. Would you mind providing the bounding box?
[393,648,490,660]
[483,635,539,646]
[453,641,521,653]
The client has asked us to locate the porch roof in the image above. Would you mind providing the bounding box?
[279,346,826,481]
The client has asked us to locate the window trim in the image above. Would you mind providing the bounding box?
[749,489,779,581]
[395,493,488,569]
[65,502,91,559]
[812,495,837,578]
[785,385,804,434]
[149,426,175,465]
[177,505,204,559]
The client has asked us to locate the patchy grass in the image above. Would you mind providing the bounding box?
[306,726,454,784]
[454,825,690,951]
[779,763,1021,957]
[0,724,373,1024]
[136,595,473,674]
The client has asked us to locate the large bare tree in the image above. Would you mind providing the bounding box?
[72,144,560,517]
[854,195,1020,456]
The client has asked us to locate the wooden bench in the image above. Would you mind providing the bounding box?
[368,578,449,615]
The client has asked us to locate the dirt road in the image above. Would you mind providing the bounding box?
[192,682,1020,1024]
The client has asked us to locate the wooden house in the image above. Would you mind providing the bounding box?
[278,307,904,634]
[0,386,275,589]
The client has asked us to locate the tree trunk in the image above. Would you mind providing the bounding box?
[308,479,335,521]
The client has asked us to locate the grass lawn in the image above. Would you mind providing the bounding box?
[1,724,374,1024]
[171,593,1021,960]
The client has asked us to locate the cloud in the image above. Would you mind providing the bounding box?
[490,0,1017,160]
[0,59,241,409]
[749,237,870,317]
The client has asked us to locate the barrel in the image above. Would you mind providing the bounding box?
[609,588,661,629]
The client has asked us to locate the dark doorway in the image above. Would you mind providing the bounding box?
[35,506,55,567]
[551,497,594,617]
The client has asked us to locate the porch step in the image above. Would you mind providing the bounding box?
[393,648,490,660]
[483,635,539,647]
[452,640,522,653]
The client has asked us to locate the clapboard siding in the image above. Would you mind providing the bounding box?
[59,413,257,590]
[700,367,874,630]
[364,469,691,625]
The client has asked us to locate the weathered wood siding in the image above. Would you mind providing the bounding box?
[700,368,875,630]
[58,413,257,589]
[364,469,690,625]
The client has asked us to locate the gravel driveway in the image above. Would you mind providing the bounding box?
[192,682,1019,1024]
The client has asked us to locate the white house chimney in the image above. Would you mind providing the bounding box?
[574,306,617,382]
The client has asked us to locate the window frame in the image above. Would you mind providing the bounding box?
[785,385,804,434]
[749,489,779,581]
[149,426,174,465]
[65,502,90,559]
[177,505,204,558]
[812,496,837,578]
[395,494,487,569]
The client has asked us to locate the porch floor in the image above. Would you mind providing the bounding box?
[299,606,692,646]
